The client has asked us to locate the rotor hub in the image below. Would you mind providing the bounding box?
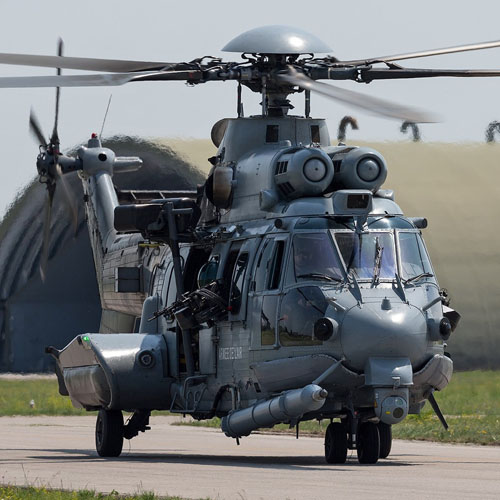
[222,25,332,55]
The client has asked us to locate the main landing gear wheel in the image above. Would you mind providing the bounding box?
[324,422,348,464]
[357,422,380,464]
[378,422,392,459]
[96,409,124,457]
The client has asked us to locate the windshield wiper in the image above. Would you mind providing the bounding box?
[403,272,434,285]
[372,237,384,286]
[297,273,343,283]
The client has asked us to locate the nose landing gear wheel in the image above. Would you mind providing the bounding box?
[378,422,392,459]
[95,409,124,457]
[324,422,348,464]
[357,422,380,464]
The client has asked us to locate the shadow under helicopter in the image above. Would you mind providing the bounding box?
[24,450,418,470]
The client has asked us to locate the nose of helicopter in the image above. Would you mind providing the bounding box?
[340,302,428,371]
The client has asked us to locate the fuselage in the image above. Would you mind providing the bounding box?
[55,115,455,434]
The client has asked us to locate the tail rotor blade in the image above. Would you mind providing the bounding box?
[55,164,78,236]
[40,185,55,282]
[51,38,63,148]
[29,107,47,147]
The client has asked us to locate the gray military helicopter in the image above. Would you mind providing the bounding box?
[3,25,499,464]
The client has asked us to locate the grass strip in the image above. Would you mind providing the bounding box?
[393,370,500,445]
[0,486,211,500]
[0,379,86,416]
[1,370,499,445]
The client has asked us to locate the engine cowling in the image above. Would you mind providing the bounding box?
[274,147,334,199]
[330,147,388,192]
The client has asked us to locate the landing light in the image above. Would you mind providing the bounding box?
[314,317,338,341]
[439,318,452,340]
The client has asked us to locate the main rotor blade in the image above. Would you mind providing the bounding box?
[310,66,500,82]
[358,67,500,82]
[0,72,150,88]
[340,39,500,66]
[0,52,172,73]
[280,68,438,123]
[0,69,202,88]
[29,108,47,146]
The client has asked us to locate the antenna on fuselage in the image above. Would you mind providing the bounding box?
[99,94,113,138]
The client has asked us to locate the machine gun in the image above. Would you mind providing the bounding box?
[151,280,228,330]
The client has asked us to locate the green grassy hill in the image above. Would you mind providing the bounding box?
[164,139,500,370]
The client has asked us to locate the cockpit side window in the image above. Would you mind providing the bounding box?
[254,240,273,292]
[398,232,432,279]
[268,241,285,290]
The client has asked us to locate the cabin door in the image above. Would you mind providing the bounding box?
[249,234,288,350]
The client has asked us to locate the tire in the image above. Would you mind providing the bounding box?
[324,422,348,464]
[95,409,124,457]
[357,422,380,464]
[378,422,392,459]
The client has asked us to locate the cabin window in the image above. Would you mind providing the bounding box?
[311,125,320,143]
[184,247,212,292]
[266,125,279,143]
[197,256,219,288]
[261,295,278,345]
[221,245,241,304]
[398,232,432,280]
[133,317,141,333]
[293,233,343,282]
[229,253,249,314]
[278,286,327,346]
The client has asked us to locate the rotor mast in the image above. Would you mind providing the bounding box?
[222,26,331,118]
[256,56,297,118]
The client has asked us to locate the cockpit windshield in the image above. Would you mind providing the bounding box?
[293,233,343,282]
[334,231,396,280]
[292,226,434,284]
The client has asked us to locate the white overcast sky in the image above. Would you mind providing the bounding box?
[1,0,500,216]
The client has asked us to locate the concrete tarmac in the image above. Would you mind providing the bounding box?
[1,415,499,500]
